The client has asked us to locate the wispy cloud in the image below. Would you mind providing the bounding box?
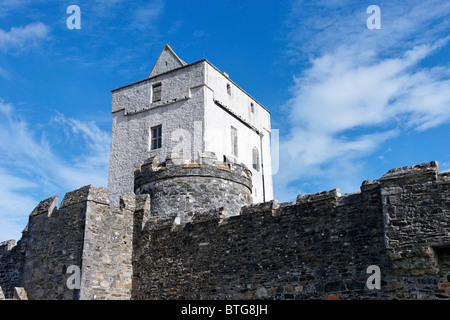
[0,169,38,241]
[0,100,110,241]
[0,22,50,53]
[128,0,164,31]
[274,0,450,201]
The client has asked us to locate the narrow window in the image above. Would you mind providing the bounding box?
[151,125,162,150]
[152,83,161,103]
[227,83,231,95]
[250,102,254,113]
[231,126,238,157]
[252,147,260,171]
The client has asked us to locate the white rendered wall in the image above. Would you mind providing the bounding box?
[203,63,273,203]
[108,63,206,206]
[108,59,273,206]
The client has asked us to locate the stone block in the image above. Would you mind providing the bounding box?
[199,151,217,165]
[166,151,184,167]
[29,195,59,217]
[296,188,341,204]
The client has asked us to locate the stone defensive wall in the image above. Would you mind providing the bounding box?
[131,161,450,300]
[134,151,253,218]
[1,161,449,300]
[0,185,135,300]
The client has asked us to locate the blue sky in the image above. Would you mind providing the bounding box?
[0,0,449,241]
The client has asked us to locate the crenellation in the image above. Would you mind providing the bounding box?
[336,192,363,206]
[438,172,450,183]
[296,188,341,205]
[0,240,16,258]
[2,159,449,299]
[134,151,252,219]
[60,185,110,209]
[29,196,59,217]
[380,161,439,184]
[241,200,280,216]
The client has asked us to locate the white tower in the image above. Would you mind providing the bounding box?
[108,44,273,206]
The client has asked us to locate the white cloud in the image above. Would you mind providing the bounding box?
[0,22,49,53]
[51,114,111,187]
[0,170,38,241]
[274,1,450,201]
[129,0,164,31]
[0,101,111,241]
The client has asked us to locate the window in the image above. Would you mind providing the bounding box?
[152,83,161,103]
[231,126,238,157]
[252,147,260,171]
[250,102,255,113]
[151,125,162,150]
[227,83,231,95]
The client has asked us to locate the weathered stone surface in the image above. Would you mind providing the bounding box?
[0,186,133,300]
[131,161,450,300]
[1,161,449,300]
[135,153,252,218]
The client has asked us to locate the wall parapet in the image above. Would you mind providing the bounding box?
[60,185,109,208]
[132,160,449,300]
[0,240,16,257]
[134,151,253,218]
[134,150,252,193]
[3,160,450,299]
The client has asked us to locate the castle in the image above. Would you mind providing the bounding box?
[0,45,449,300]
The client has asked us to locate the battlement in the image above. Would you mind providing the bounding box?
[0,240,16,258]
[0,184,133,300]
[2,161,449,300]
[134,151,253,218]
[132,161,449,235]
[25,185,110,222]
[132,161,450,300]
[134,150,252,190]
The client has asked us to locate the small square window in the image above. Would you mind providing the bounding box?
[151,125,162,150]
[152,83,161,103]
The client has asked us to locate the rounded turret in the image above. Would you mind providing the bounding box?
[134,151,252,217]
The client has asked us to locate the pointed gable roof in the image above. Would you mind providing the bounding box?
[148,44,187,78]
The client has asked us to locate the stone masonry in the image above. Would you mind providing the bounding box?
[2,160,448,300]
[134,151,253,218]
[131,161,450,300]
[0,185,134,300]
[2,46,448,300]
